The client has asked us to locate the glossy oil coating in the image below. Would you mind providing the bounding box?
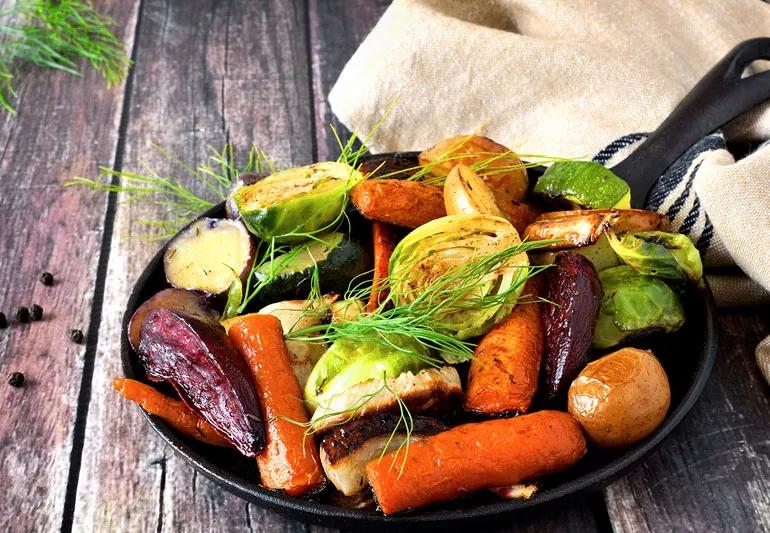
[228,314,325,496]
[138,308,265,456]
[366,410,587,515]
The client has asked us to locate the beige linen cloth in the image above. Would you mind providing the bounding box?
[328,0,770,379]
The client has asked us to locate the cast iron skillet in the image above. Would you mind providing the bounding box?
[121,38,770,529]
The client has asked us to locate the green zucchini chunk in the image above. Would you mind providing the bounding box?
[252,232,368,307]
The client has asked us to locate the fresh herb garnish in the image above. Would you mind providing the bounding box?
[0,0,131,114]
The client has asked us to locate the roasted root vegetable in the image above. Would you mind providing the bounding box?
[366,410,587,514]
[500,201,540,234]
[127,288,219,351]
[228,314,325,496]
[464,276,544,416]
[319,415,446,496]
[358,155,417,180]
[222,299,332,389]
[310,366,462,434]
[138,308,265,456]
[568,348,670,448]
[419,135,528,203]
[389,214,529,339]
[113,378,232,448]
[443,164,505,217]
[542,252,602,402]
[164,218,255,296]
[523,209,669,250]
[367,222,398,312]
[234,162,362,241]
[350,179,445,228]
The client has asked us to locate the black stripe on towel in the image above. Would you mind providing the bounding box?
[696,216,714,252]
[679,196,701,235]
[593,133,647,165]
[665,161,701,221]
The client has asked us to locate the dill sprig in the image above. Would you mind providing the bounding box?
[0,0,131,114]
[65,143,272,239]
[289,239,554,364]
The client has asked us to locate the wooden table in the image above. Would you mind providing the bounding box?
[1,1,769,531]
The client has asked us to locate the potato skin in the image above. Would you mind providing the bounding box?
[568,347,671,448]
[419,135,528,203]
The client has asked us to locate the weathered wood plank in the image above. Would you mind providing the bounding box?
[308,0,393,161]
[71,1,315,531]
[605,308,770,533]
[0,1,140,532]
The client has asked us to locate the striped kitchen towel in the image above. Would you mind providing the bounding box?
[593,133,770,309]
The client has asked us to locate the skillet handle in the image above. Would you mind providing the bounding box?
[610,37,770,208]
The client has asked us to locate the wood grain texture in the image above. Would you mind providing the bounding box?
[71,1,314,531]
[0,1,139,532]
[605,308,770,533]
[308,0,393,161]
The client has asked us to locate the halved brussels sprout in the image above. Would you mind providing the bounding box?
[607,231,703,284]
[593,266,685,349]
[303,334,430,411]
[234,162,363,242]
[388,214,529,339]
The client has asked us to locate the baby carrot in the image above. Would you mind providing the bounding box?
[228,314,324,496]
[112,378,232,448]
[367,221,398,312]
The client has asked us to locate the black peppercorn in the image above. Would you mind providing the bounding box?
[0,312,7,328]
[7,372,24,387]
[39,272,54,286]
[30,304,43,321]
[68,328,84,343]
[14,306,30,323]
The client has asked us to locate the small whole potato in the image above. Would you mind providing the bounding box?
[567,348,670,448]
[419,135,529,203]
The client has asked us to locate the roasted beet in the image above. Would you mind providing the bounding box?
[138,308,265,456]
[541,252,602,403]
[128,288,220,352]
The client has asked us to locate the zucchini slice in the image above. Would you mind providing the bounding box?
[252,232,368,307]
[234,162,363,242]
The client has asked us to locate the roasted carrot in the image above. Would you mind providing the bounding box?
[228,314,324,496]
[367,221,398,312]
[464,277,544,416]
[112,378,232,448]
[500,201,540,234]
[366,410,586,514]
[350,179,446,228]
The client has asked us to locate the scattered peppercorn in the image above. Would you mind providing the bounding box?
[39,272,54,286]
[30,304,43,321]
[14,306,30,323]
[6,372,24,387]
[0,312,6,329]
[68,328,84,343]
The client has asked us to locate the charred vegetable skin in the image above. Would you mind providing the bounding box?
[138,308,265,456]
[542,253,602,402]
[320,415,447,496]
[366,410,586,515]
[127,288,220,351]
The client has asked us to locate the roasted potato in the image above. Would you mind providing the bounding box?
[567,347,671,448]
[419,135,528,203]
[164,218,255,297]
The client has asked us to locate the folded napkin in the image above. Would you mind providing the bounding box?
[329,0,770,380]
